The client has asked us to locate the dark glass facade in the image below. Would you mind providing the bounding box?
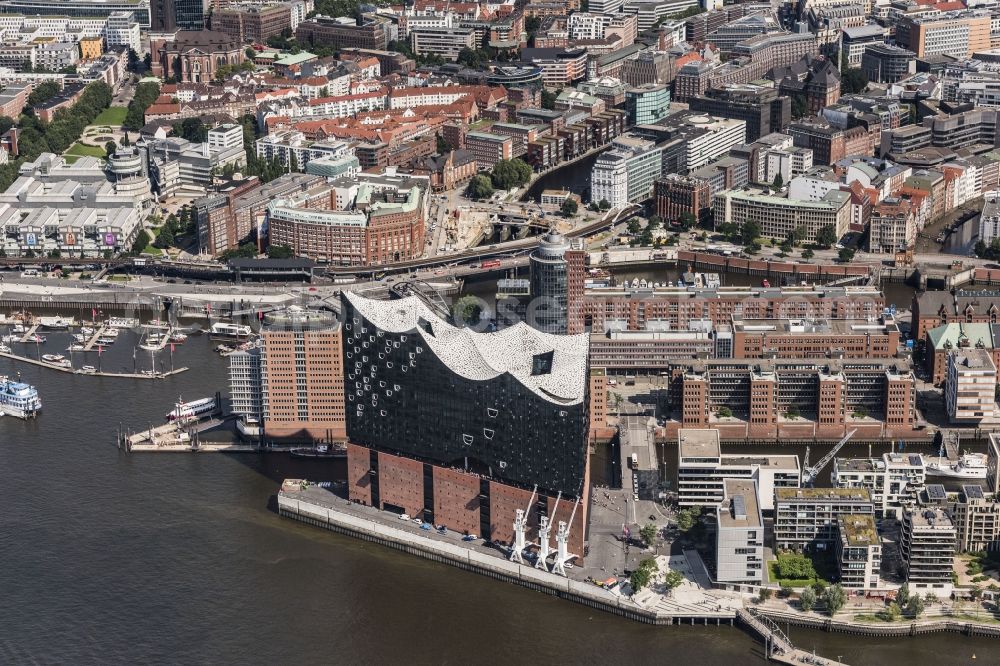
[341,294,588,498]
[529,232,569,334]
[175,0,205,30]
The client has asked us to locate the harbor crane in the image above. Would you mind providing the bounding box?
[536,492,560,571]
[509,485,537,564]
[802,429,857,486]
[551,498,581,577]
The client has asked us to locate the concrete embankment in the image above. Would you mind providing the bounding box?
[277,488,734,627]
[758,608,1000,638]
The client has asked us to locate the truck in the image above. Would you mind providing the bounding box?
[630,453,638,468]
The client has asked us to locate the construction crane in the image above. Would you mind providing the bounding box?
[536,492,560,571]
[509,485,537,564]
[552,498,580,577]
[802,429,857,486]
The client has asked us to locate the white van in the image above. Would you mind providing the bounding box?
[20,268,40,278]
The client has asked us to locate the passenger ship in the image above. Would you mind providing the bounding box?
[0,375,42,418]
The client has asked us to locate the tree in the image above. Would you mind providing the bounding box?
[758,587,773,603]
[27,81,61,106]
[802,248,814,259]
[630,566,652,592]
[679,211,697,230]
[467,174,494,199]
[153,226,174,249]
[626,219,641,235]
[245,47,257,59]
[436,133,449,154]
[717,406,732,418]
[598,198,610,211]
[639,523,658,548]
[490,159,532,190]
[791,94,809,119]
[541,88,559,110]
[772,172,784,190]
[526,15,542,37]
[823,584,847,616]
[267,244,294,259]
[792,225,808,246]
[561,198,578,217]
[842,67,869,95]
[124,81,161,131]
[839,247,856,263]
[663,569,684,592]
[105,140,117,157]
[896,583,910,608]
[785,403,800,419]
[816,224,838,248]
[675,507,699,532]
[453,295,483,326]
[741,220,761,246]
[131,229,151,254]
[799,587,817,611]
[882,601,902,622]
[906,594,925,619]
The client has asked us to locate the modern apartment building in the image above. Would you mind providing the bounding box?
[260,307,346,442]
[255,131,352,171]
[410,26,476,60]
[951,484,1000,553]
[590,135,663,207]
[677,429,800,512]
[713,187,851,243]
[228,347,262,435]
[836,514,882,589]
[832,452,927,518]
[900,505,956,593]
[529,232,577,334]
[774,487,875,551]
[946,348,998,423]
[715,478,765,586]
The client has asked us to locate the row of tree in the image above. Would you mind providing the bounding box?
[466,159,534,199]
[124,82,161,131]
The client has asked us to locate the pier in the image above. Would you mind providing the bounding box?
[0,350,188,379]
[82,324,108,351]
[17,324,40,343]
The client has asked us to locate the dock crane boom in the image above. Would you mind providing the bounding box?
[509,484,538,564]
[803,429,857,486]
[536,492,560,571]
[552,498,581,577]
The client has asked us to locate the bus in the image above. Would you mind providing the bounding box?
[481,259,501,269]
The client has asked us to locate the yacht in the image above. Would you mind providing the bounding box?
[210,322,253,339]
[0,344,10,354]
[73,333,87,343]
[67,344,85,352]
[0,375,42,417]
[925,453,988,480]
[41,354,66,363]
[166,397,216,421]
[80,365,97,374]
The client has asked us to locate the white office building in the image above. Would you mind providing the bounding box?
[715,478,765,587]
[255,131,351,171]
[979,190,1000,245]
[208,124,244,151]
[676,429,800,512]
[229,347,262,436]
[946,348,998,423]
[590,135,662,207]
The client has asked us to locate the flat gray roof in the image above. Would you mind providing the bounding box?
[679,428,721,459]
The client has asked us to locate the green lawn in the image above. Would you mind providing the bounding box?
[65,142,107,158]
[93,106,128,126]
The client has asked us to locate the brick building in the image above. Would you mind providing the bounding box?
[654,174,711,226]
[151,30,245,83]
[214,3,292,43]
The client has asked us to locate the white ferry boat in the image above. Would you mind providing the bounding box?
[166,397,216,421]
[925,453,988,480]
[0,375,42,418]
[209,323,253,339]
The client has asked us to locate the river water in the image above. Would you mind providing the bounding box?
[2,329,999,664]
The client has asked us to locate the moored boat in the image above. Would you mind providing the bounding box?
[925,453,987,479]
[289,444,347,459]
[166,397,216,421]
[0,374,42,418]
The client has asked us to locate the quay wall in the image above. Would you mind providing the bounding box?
[758,609,1000,639]
[674,251,872,280]
[277,492,735,627]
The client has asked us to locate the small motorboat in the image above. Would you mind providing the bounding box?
[72,333,86,342]
[41,354,66,363]
[169,333,188,343]
[66,345,85,352]
[80,327,95,336]
[0,344,10,354]
[80,365,97,374]
[27,335,46,344]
